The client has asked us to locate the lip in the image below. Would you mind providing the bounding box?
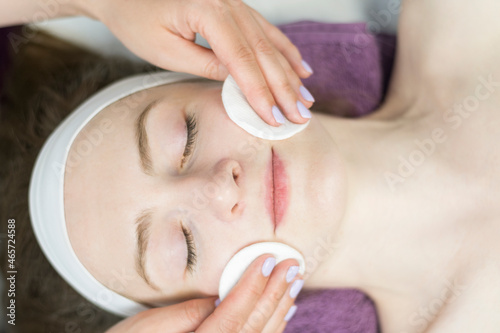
[265,148,289,232]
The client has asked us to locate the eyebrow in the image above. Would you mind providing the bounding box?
[136,100,159,177]
[134,209,161,291]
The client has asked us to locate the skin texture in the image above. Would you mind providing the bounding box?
[64,79,346,307]
[65,0,500,332]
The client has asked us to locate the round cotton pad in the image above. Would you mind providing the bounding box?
[218,242,306,301]
[221,75,310,140]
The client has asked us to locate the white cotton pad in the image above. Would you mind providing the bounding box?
[218,242,306,301]
[221,75,310,140]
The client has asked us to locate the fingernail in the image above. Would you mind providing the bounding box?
[272,106,286,124]
[286,266,299,283]
[262,256,276,277]
[301,59,313,74]
[289,279,304,298]
[297,101,311,119]
[299,85,315,102]
[284,305,298,322]
[215,298,221,307]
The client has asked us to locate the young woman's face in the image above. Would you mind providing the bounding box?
[64,79,347,306]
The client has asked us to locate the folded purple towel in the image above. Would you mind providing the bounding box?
[277,21,396,333]
[280,21,396,118]
[290,288,380,333]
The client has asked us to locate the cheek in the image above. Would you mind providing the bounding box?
[199,100,261,160]
[193,214,270,298]
[199,85,246,136]
[195,242,232,296]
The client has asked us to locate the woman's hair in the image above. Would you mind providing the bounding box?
[0,29,160,333]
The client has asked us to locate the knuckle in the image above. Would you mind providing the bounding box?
[224,0,244,7]
[245,282,263,300]
[280,58,298,80]
[203,57,221,79]
[254,38,274,56]
[258,297,275,314]
[288,71,303,88]
[253,84,271,100]
[206,0,233,17]
[183,300,203,326]
[242,320,262,333]
[267,288,283,305]
[246,83,272,106]
[218,314,244,333]
[235,45,255,65]
[275,79,294,96]
[242,303,270,333]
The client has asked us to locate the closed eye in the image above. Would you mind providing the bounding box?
[180,113,198,169]
[182,224,197,275]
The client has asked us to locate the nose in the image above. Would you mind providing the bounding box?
[189,159,244,221]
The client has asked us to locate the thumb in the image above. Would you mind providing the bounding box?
[155,37,229,81]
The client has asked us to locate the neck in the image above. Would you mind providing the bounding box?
[306,98,466,332]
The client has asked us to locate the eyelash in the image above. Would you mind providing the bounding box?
[182,224,197,274]
[180,114,198,169]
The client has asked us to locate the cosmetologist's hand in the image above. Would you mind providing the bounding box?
[78,0,315,126]
[105,254,303,333]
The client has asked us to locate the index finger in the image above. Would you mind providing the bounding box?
[196,254,276,332]
[202,13,282,127]
[248,7,313,79]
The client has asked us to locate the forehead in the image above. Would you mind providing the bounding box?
[62,85,158,284]
[62,79,218,299]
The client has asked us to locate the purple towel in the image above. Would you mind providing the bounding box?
[289,289,380,333]
[280,21,395,118]
[0,21,395,332]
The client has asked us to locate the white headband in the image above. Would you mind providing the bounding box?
[28,71,202,317]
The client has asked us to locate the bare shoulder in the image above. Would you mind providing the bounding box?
[425,263,500,332]
[377,0,500,121]
[425,227,500,332]
[399,0,500,86]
